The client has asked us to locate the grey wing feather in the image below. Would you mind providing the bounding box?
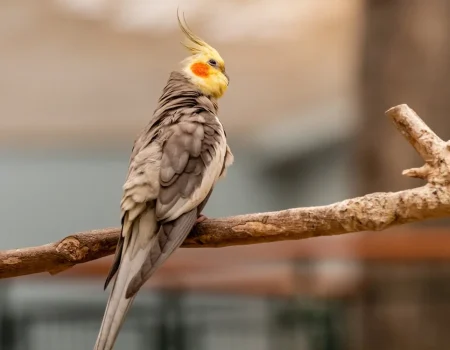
[156,111,226,222]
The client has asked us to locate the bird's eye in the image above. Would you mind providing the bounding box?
[208,59,217,67]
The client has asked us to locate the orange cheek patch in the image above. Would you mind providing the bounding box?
[191,62,210,78]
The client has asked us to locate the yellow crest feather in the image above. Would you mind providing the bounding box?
[177,10,218,57]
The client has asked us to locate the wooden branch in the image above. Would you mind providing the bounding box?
[1,104,450,279]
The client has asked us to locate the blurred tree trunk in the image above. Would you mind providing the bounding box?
[353,1,450,350]
[357,0,450,194]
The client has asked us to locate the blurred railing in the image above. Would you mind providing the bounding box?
[0,285,344,350]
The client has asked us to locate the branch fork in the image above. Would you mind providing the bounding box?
[387,105,450,186]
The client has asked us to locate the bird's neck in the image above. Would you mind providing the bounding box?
[157,72,219,113]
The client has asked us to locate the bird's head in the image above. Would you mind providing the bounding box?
[178,13,229,99]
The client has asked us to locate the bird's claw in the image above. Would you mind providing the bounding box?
[196,214,208,224]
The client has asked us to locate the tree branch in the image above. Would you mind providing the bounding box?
[1,104,449,279]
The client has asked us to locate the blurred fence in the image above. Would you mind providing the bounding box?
[0,284,344,350]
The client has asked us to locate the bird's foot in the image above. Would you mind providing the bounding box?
[196,214,208,224]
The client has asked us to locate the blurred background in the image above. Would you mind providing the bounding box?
[1,0,450,349]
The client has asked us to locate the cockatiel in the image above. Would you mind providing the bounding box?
[94,13,233,350]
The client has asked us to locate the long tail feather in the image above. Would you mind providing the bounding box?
[94,208,198,349]
[94,209,157,350]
